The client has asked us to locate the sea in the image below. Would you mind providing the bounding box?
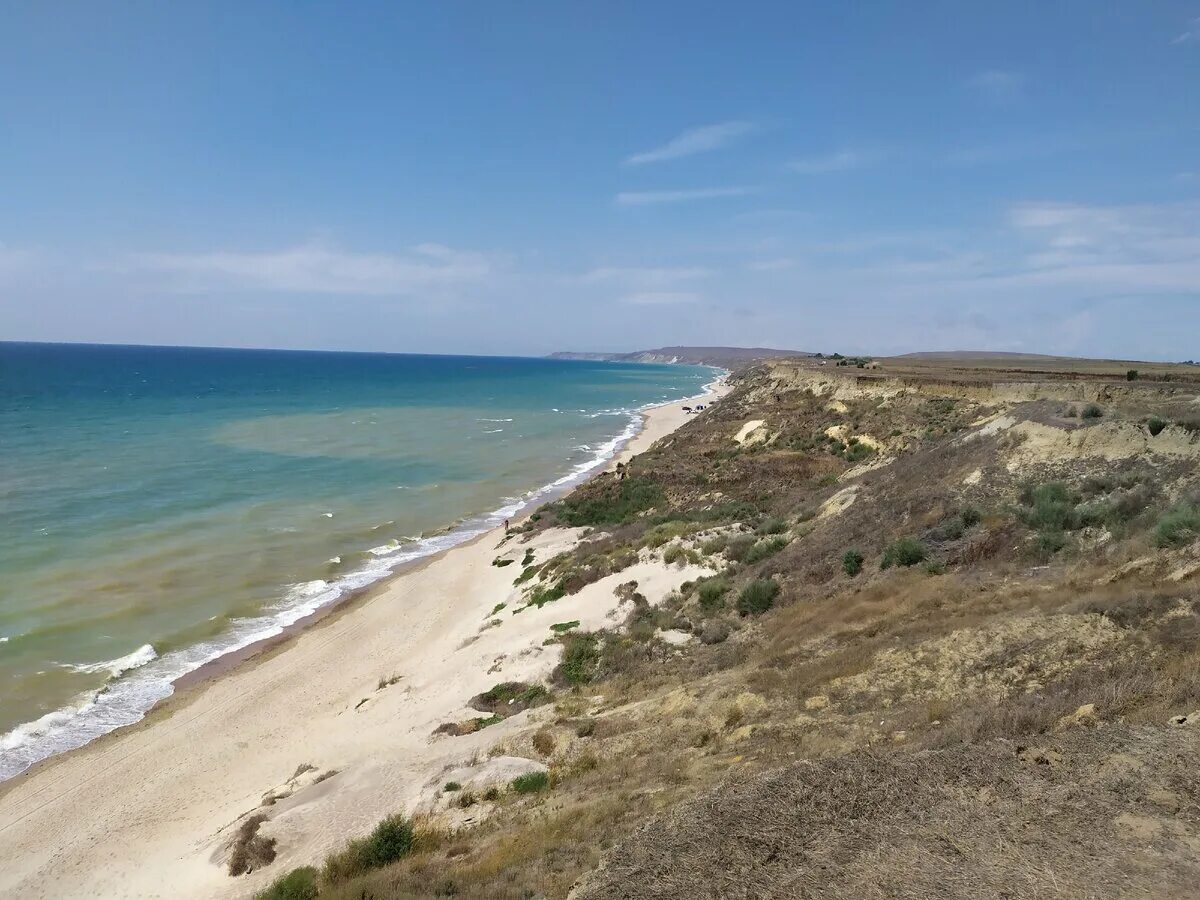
[0,342,715,780]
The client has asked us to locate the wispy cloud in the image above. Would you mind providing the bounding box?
[624,121,756,166]
[966,69,1025,102]
[614,187,753,206]
[787,149,875,174]
[1171,17,1200,44]
[580,266,712,285]
[129,241,492,295]
[619,291,700,305]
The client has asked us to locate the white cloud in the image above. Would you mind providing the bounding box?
[966,69,1025,101]
[745,258,795,272]
[580,266,712,285]
[787,149,874,174]
[129,241,492,295]
[624,121,756,166]
[619,291,699,305]
[1171,17,1200,44]
[614,187,753,206]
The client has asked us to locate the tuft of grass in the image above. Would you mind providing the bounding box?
[511,771,550,794]
[696,577,730,611]
[550,620,581,634]
[492,557,514,567]
[842,549,864,577]
[1081,403,1104,420]
[737,578,780,616]
[745,535,789,564]
[443,781,461,792]
[1148,416,1167,436]
[322,814,414,885]
[756,517,788,535]
[254,866,318,900]
[555,632,601,685]
[662,544,684,565]
[1155,503,1200,548]
[880,538,927,569]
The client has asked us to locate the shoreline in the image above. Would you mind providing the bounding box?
[0,370,727,784]
[0,375,729,900]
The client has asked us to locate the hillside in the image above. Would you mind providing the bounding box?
[248,356,1200,900]
[548,346,812,369]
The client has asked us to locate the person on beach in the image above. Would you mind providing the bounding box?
[504,519,510,534]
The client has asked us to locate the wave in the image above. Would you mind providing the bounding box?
[64,644,158,679]
[0,371,725,782]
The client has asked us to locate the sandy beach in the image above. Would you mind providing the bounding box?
[0,379,728,900]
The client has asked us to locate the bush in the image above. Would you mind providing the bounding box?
[662,544,684,565]
[1081,404,1104,420]
[1155,503,1200,548]
[745,535,788,564]
[1127,369,1139,381]
[842,549,864,577]
[255,867,318,900]
[443,781,461,792]
[724,534,757,563]
[555,633,600,685]
[511,771,550,794]
[881,538,927,569]
[1018,482,1080,532]
[1148,417,1167,436]
[555,477,665,526]
[323,815,414,884]
[736,578,780,616]
[700,535,728,554]
[696,577,730,611]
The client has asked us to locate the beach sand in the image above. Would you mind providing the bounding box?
[0,380,728,899]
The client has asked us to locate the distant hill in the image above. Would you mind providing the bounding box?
[548,346,812,369]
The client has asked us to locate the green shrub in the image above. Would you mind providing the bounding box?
[1126,369,1139,381]
[511,771,550,794]
[736,578,780,616]
[1018,482,1081,532]
[696,577,729,610]
[1148,417,1167,436]
[842,549,864,577]
[700,535,729,554]
[492,558,514,567]
[1081,404,1104,420]
[550,620,580,634]
[255,867,318,900]
[555,477,665,526]
[522,548,535,566]
[1035,530,1068,555]
[1155,503,1200,548]
[662,544,684,564]
[723,534,757,563]
[443,781,461,792]
[323,814,414,884]
[556,633,600,685]
[881,538,927,569]
[745,535,788,564]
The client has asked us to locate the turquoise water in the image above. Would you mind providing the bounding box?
[0,342,714,779]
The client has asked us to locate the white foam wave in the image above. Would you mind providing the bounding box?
[64,643,158,678]
[0,369,728,782]
[483,428,504,434]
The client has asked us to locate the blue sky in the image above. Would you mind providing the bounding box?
[1,2,1198,359]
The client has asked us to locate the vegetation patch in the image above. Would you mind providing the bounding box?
[254,866,318,900]
[511,771,551,794]
[550,620,581,634]
[555,632,602,685]
[228,814,276,877]
[1155,503,1200,548]
[322,814,414,885]
[469,681,550,717]
[737,578,780,616]
[881,538,927,569]
[553,477,665,527]
[842,549,864,576]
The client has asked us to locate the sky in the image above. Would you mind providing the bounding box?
[1,2,1198,360]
